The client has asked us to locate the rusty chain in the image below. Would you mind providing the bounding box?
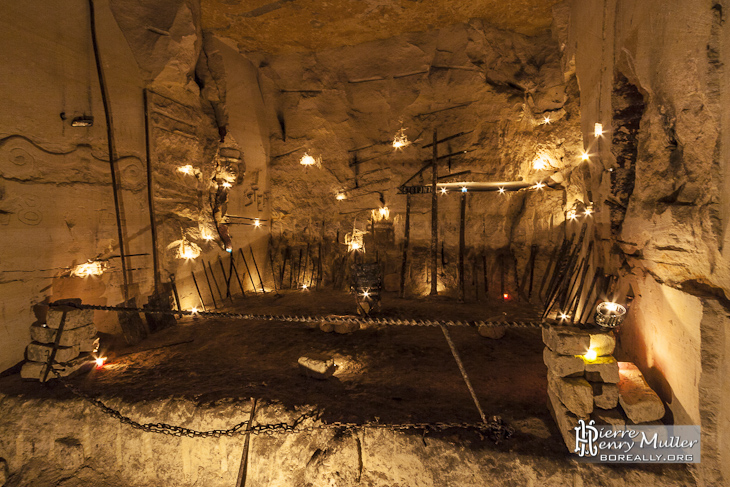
[50,369,513,442]
[50,301,546,330]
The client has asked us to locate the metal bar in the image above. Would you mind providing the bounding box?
[89,0,129,301]
[191,270,206,311]
[268,237,280,294]
[568,248,594,323]
[249,246,266,293]
[400,194,411,298]
[169,274,182,315]
[207,261,224,302]
[430,128,439,296]
[218,256,234,303]
[235,398,258,487]
[41,308,68,383]
[143,89,160,292]
[239,248,258,294]
[421,130,473,148]
[202,263,218,309]
[439,325,487,424]
[280,246,290,289]
[458,191,466,302]
[578,267,602,325]
[230,254,247,298]
[294,248,302,288]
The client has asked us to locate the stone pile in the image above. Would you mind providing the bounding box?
[20,304,99,381]
[543,325,666,450]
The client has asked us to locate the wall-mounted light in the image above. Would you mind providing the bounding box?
[498,187,505,194]
[392,127,411,150]
[581,152,590,161]
[532,182,545,190]
[335,192,347,201]
[177,165,194,175]
[71,260,106,277]
[542,115,551,125]
[300,152,319,166]
[583,349,598,361]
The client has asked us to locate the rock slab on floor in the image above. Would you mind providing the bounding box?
[617,362,665,423]
[543,347,584,377]
[478,325,506,339]
[548,372,593,417]
[298,354,337,380]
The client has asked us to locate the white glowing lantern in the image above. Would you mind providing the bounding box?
[583,349,598,362]
[177,165,194,175]
[594,123,603,137]
[254,218,261,228]
[71,260,106,277]
[392,127,411,150]
[300,152,319,166]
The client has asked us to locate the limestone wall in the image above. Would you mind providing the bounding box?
[557,0,730,483]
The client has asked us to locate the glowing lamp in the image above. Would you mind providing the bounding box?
[302,284,308,290]
[170,237,202,260]
[498,187,505,194]
[349,241,361,251]
[566,209,577,221]
[594,123,603,137]
[177,165,194,175]
[542,116,551,125]
[595,301,626,329]
[583,349,598,362]
[300,153,317,166]
[336,193,347,201]
[532,182,545,190]
[71,261,106,278]
[201,229,215,241]
[95,356,107,369]
[584,208,593,216]
[581,152,590,161]
[191,307,199,315]
[222,181,232,189]
[503,293,510,300]
[559,312,570,321]
[362,291,370,298]
[392,127,410,150]
[440,187,448,195]
[254,218,261,228]
[225,247,232,253]
[378,207,389,219]
[461,187,468,193]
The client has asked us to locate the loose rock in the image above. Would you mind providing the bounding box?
[298,354,337,380]
[26,342,80,363]
[584,356,620,383]
[55,437,85,471]
[542,325,590,355]
[46,308,94,330]
[591,408,626,426]
[547,386,582,452]
[478,325,506,339]
[30,323,97,347]
[591,382,619,409]
[589,332,616,356]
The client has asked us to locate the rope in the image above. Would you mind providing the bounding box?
[49,302,547,329]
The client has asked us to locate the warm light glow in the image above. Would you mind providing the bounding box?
[302,284,308,290]
[392,127,411,150]
[604,302,619,313]
[191,307,199,315]
[336,192,347,201]
[584,208,593,216]
[71,260,106,278]
[498,187,505,194]
[300,152,318,166]
[170,237,202,260]
[533,158,548,170]
[95,356,107,369]
[378,207,389,219]
[583,349,598,362]
[345,228,366,253]
[594,122,603,137]
[581,152,590,161]
[349,241,361,251]
[222,181,232,189]
[361,290,370,298]
[542,116,551,125]
[177,165,194,175]
[254,218,261,228]
[566,209,577,220]
[503,293,510,300]
[461,186,468,193]
[532,182,545,190]
[201,228,215,241]
[559,312,570,321]
[440,187,448,195]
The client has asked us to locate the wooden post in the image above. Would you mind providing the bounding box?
[207,261,224,301]
[202,264,218,309]
[249,246,265,293]
[458,191,466,302]
[239,248,258,294]
[143,89,160,293]
[430,128,439,296]
[400,193,411,298]
[230,255,246,298]
[191,270,206,311]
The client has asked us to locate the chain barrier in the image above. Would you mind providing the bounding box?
[51,369,513,442]
[49,301,546,330]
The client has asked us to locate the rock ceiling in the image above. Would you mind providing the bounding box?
[200,0,563,54]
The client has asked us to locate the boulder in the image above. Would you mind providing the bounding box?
[334,320,359,334]
[617,362,666,423]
